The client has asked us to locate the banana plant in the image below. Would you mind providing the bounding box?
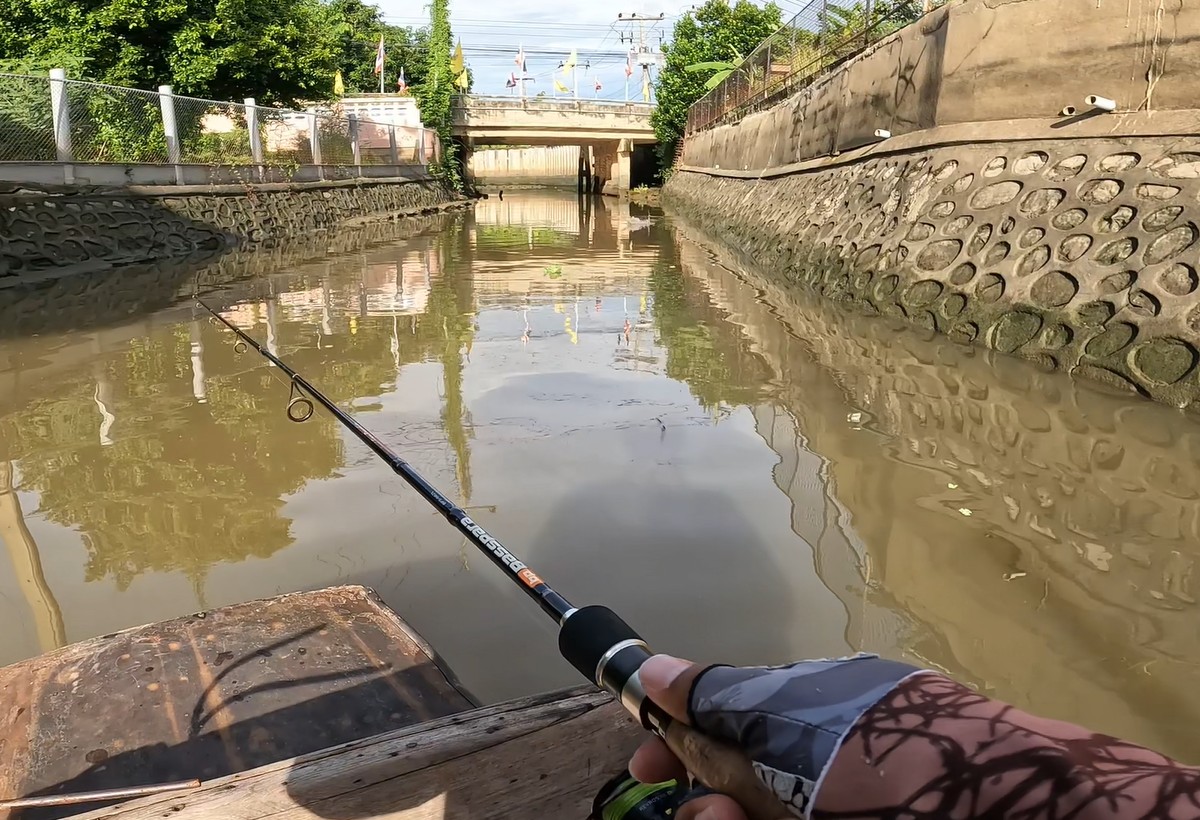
[684,50,745,90]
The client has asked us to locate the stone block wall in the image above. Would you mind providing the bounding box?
[668,134,1200,408]
[0,176,458,284]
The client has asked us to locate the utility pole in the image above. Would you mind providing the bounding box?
[616,12,665,103]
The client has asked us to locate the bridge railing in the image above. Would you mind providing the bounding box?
[685,0,945,134]
[452,94,654,117]
[0,71,441,186]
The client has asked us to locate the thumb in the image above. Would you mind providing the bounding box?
[639,654,707,724]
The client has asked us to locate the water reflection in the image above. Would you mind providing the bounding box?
[2,193,1199,765]
[674,226,1200,761]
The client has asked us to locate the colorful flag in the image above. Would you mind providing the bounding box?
[506,72,518,88]
[374,35,385,75]
[396,67,407,93]
[455,68,470,90]
[625,49,635,77]
[333,70,345,95]
[451,40,464,76]
[563,48,577,72]
[554,76,570,94]
[594,77,602,92]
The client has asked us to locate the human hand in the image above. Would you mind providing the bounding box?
[627,653,921,820]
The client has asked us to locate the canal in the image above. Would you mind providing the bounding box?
[1,191,1198,762]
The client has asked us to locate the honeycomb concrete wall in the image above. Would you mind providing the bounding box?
[668,0,1200,409]
[0,176,457,283]
[669,134,1200,407]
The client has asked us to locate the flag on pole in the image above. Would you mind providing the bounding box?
[374,35,386,75]
[563,48,577,72]
[506,72,518,88]
[333,70,345,95]
[554,75,570,94]
[396,67,407,93]
[625,49,635,77]
[451,40,464,76]
[594,77,603,92]
[515,45,526,72]
[456,68,470,90]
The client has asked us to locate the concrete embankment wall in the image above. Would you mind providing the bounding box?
[667,0,1200,408]
[1,175,460,285]
[468,146,579,187]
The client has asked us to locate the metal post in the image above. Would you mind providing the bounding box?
[158,84,185,185]
[864,0,873,46]
[244,97,264,182]
[309,112,323,179]
[348,113,361,175]
[388,124,400,167]
[48,68,74,184]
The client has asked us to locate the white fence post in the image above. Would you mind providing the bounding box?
[244,97,264,182]
[348,113,361,175]
[388,125,400,168]
[158,84,184,185]
[309,112,323,180]
[48,68,74,184]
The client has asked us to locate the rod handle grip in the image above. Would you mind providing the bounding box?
[665,720,795,820]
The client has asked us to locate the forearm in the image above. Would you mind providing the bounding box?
[813,673,1200,819]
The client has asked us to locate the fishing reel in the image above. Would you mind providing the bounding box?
[591,771,706,820]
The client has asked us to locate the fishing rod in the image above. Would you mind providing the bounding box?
[197,298,787,820]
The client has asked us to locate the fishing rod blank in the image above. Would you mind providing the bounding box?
[198,298,788,820]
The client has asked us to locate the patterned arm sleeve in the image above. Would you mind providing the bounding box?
[812,673,1200,819]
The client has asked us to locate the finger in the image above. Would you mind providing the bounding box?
[639,654,705,724]
[629,735,687,784]
[676,793,750,820]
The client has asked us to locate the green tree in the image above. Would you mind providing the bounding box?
[415,0,462,191]
[0,0,347,104]
[328,0,430,94]
[651,0,782,172]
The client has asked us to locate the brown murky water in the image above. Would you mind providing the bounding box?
[2,192,1199,761]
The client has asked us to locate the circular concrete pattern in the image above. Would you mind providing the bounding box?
[949,262,977,285]
[915,239,963,270]
[1017,244,1051,276]
[669,135,1200,408]
[968,223,993,254]
[1031,271,1080,307]
[1052,208,1088,230]
[1020,187,1067,217]
[1018,227,1046,249]
[1048,154,1088,181]
[1133,338,1198,384]
[1057,234,1093,262]
[1096,205,1136,233]
[984,241,1011,266]
[1079,179,1123,205]
[1014,151,1049,174]
[970,180,1022,209]
[1159,263,1199,296]
[1142,205,1183,232]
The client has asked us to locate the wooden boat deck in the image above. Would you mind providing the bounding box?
[76,686,642,819]
[0,585,476,819]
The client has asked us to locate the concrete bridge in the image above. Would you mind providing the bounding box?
[450,95,656,194]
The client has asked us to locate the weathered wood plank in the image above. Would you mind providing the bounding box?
[0,586,472,819]
[75,687,642,820]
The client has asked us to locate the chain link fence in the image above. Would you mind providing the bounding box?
[0,72,439,179]
[685,0,946,134]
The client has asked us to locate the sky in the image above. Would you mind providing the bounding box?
[374,0,800,100]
